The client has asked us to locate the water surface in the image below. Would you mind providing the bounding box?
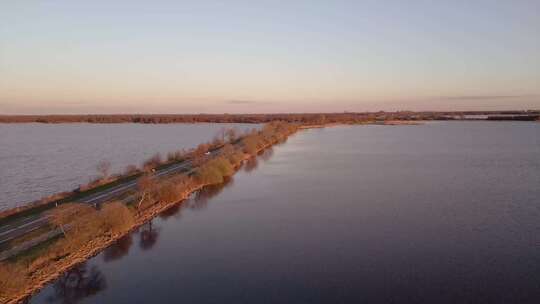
[0,123,256,210]
[30,122,540,303]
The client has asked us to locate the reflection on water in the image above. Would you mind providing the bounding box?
[43,263,106,304]
[0,123,259,210]
[103,235,133,262]
[244,147,274,173]
[139,221,159,251]
[259,147,274,161]
[189,176,235,211]
[30,122,540,304]
[29,149,274,304]
[158,203,183,221]
[243,157,259,172]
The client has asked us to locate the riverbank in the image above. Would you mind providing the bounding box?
[3,183,205,304]
[372,120,425,125]
[299,120,425,129]
[0,122,298,304]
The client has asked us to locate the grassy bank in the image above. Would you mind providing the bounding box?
[0,121,298,304]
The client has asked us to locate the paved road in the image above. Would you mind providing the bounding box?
[0,148,224,249]
[79,158,196,205]
[0,214,49,248]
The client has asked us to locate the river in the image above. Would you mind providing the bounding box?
[0,123,257,210]
[29,122,540,303]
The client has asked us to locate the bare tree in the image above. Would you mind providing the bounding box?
[48,204,94,238]
[124,164,139,176]
[139,221,159,250]
[217,127,227,142]
[96,160,111,179]
[137,175,155,210]
[226,128,237,143]
[143,153,162,172]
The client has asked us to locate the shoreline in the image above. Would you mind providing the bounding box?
[1,125,296,304]
[299,120,426,129]
[6,118,537,223]
[4,118,538,223]
[4,120,539,303]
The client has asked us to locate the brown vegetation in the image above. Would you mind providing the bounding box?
[142,153,162,172]
[0,202,134,303]
[0,121,299,303]
[5,111,540,124]
[0,127,240,223]
[96,161,111,179]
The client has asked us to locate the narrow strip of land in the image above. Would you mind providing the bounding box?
[0,121,298,304]
[0,146,223,251]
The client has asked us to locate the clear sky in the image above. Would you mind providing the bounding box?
[1,0,539,114]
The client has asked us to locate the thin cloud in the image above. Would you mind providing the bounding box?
[435,94,536,100]
[226,100,273,105]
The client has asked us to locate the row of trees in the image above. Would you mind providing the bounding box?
[0,201,134,300]
[133,121,297,214]
[49,122,299,242]
[0,122,300,303]
[5,110,531,124]
[82,127,241,193]
[0,127,242,222]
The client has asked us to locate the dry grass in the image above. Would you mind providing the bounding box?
[0,263,30,300]
[0,202,135,301]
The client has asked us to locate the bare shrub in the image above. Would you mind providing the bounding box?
[243,136,260,155]
[195,157,233,185]
[96,161,111,179]
[47,203,96,238]
[124,164,139,176]
[193,143,211,157]
[137,175,157,210]
[0,263,29,299]
[47,202,134,246]
[211,135,224,147]
[99,202,135,234]
[167,149,189,162]
[226,128,238,143]
[143,153,162,171]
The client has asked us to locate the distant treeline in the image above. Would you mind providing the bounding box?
[1,111,538,124]
[486,115,540,121]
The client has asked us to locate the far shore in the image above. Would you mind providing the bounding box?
[300,120,425,129]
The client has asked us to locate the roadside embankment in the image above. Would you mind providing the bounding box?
[0,121,298,304]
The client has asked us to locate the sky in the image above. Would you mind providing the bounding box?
[1,0,539,114]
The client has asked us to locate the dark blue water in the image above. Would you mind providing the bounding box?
[30,122,540,303]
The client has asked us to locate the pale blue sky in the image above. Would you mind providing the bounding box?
[1,0,539,114]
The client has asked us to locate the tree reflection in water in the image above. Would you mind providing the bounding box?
[259,147,274,161]
[102,234,133,262]
[189,176,234,210]
[38,144,275,303]
[27,143,278,304]
[45,263,106,304]
[139,220,160,250]
[159,201,184,221]
[243,157,259,172]
[243,147,274,173]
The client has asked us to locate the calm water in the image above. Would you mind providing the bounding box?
[0,123,257,210]
[30,122,540,303]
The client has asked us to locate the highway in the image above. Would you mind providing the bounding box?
[0,148,223,249]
